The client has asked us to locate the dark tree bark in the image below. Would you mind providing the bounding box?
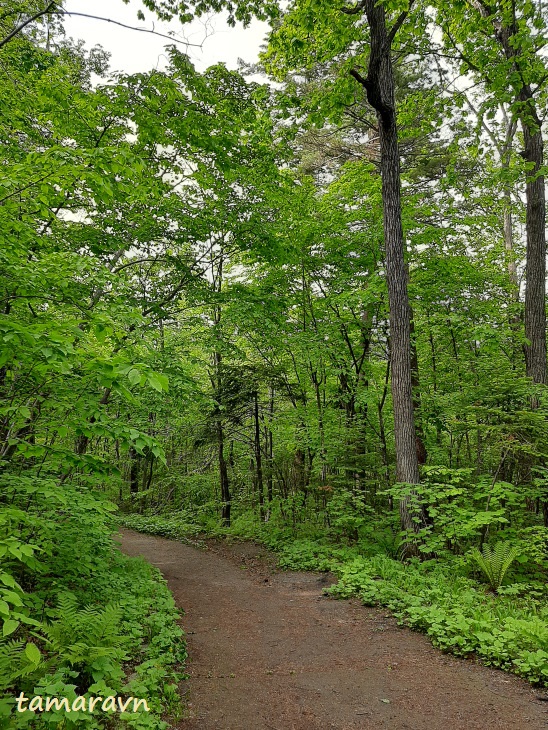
[212,347,231,525]
[254,390,265,517]
[466,1,547,388]
[266,387,274,504]
[217,419,231,525]
[347,0,423,545]
[410,312,427,465]
[129,446,140,495]
[209,243,231,525]
[521,117,547,388]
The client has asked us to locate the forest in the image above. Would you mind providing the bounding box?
[1,0,548,726]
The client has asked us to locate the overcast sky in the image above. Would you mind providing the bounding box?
[63,0,269,74]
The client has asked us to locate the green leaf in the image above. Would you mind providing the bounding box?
[25,642,41,665]
[147,373,169,392]
[3,619,19,637]
[128,368,141,386]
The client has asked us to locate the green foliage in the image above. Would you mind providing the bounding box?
[4,0,548,711]
[0,554,186,729]
[0,472,186,728]
[388,468,542,556]
[470,541,522,592]
[40,595,128,688]
[119,512,204,542]
[326,489,375,542]
[328,556,548,686]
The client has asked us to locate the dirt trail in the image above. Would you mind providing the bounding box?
[119,529,547,730]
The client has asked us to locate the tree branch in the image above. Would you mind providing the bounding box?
[341,0,367,15]
[350,67,393,123]
[350,67,369,88]
[467,0,493,18]
[0,171,57,205]
[443,25,494,85]
[57,11,203,48]
[0,0,57,49]
[387,1,416,46]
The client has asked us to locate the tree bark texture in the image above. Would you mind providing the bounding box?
[521,119,547,386]
[466,3,547,386]
[254,390,265,517]
[410,311,427,465]
[218,420,231,525]
[352,0,420,491]
[346,0,424,548]
[129,446,140,495]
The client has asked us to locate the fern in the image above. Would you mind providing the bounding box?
[0,639,25,691]
[0,637,45,691]
[471,541,521,592]
[40,593,128,688]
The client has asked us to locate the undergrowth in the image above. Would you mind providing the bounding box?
[0,475,187,729]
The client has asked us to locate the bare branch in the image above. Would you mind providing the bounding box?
[0,1,57,50]
[57,11,203,48]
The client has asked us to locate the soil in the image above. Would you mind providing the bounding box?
[118,529,548,730]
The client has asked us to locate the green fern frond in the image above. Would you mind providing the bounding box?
[0,639,33,690]
[471,541,521,592]
[41,594,128,678]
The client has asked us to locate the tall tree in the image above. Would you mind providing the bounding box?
[344,0,420,496]
[260,0,428,541]
[436,0,548,389]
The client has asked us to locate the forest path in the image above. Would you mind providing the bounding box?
[119,529,547,730]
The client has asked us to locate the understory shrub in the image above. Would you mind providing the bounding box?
[328,554,548,685]
[119,511,203,542]
[0,474,187,729]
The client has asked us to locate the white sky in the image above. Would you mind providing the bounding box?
[63,0,269,74]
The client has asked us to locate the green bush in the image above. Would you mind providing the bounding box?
[119,512,203,542]
[0,475,187,728]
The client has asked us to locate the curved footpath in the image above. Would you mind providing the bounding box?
[119,529,548,730]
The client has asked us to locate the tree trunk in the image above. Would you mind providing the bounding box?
[468,8,547,387]
[254,390,265,518]
[217,419,231,525]
[266,387,274,504]
[310,368,327,483]
[521,120,547,388]
[129,446,139,496]
[350,0,422,546]
[503,191,518,293]
[410,311,427,465]
[209,243,231,525]
[380,107,420,490]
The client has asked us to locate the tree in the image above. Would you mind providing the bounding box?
[345,0,420,497]
[436,0,548,389]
